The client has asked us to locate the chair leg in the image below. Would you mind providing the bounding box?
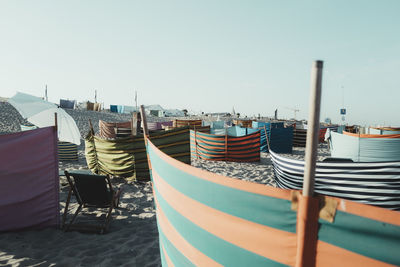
[102,203,114,234]
[64,204,82,232]
[62,188,73,229]
[113,188,122,208]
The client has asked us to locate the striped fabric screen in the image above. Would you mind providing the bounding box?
[85,127,191,181]
[293,129,307,147]
[21,125,78,161]
[270,150,400,210]
[147,121,173,131]
[319,128,327,142]
[315,199,400,266]
[251,122,293,153]
[190,130,260,162]
[328,131,400,162]
[0,127,60,231]
[147,140,297,266]
[115,128,132,138]
[146,139,400,267]
[86,102,101,111]
[99,120,132,139]
[233,119,253,128]
[174,119,202,128]
[58,141,78,161]
[370,127,400,135]
[294,128,330,147]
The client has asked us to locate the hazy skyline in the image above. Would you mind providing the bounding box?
[1,1,399,126]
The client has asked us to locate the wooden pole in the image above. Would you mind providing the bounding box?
[140,105,149,137]
[54,112,58,133]
[131,112,137,136]
[88,119,95,135]
[302,60,323,197]
[45,85,48,101]
[295,60,323,267]
[263,125,271,152]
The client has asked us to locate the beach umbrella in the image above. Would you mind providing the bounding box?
[8,92,81,145]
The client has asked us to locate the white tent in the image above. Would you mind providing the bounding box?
[8,92,81,145]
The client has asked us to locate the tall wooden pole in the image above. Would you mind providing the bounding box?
[295,60,323,267]
[303,60,323,196]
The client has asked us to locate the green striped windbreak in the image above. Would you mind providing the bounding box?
[146,139,400,267]
[85,127,191,181]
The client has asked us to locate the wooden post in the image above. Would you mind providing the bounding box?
[88,119,95,135]
[224,134,228,161]
[45,85,48,101]
[195,130,199,159]
[295,60,323,267]
[263,125,271,152]
[303,60,323,197]
[131,112,140,136]
[140,105,149,137]
[54,112,58,137]
[54,112,58,129]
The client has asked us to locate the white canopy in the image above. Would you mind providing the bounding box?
[8,92,81,145]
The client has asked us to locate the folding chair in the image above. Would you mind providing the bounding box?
[62,170,121,234]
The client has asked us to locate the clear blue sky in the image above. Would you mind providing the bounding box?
[1,1,399,126]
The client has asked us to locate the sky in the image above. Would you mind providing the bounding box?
[0,1,399,126]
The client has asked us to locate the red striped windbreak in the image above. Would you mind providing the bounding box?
[190,130,260,162]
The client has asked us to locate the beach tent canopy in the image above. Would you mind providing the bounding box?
[8,92,81,145]
[0,127,60,231]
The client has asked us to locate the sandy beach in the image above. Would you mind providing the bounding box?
[0,102,330,267]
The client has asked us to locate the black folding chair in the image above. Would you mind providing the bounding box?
[62,170,121,234]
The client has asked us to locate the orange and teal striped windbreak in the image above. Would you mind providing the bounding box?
[190,130,260,162]
[146,139,400,267]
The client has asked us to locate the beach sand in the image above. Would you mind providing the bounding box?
[0,102,330,266]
